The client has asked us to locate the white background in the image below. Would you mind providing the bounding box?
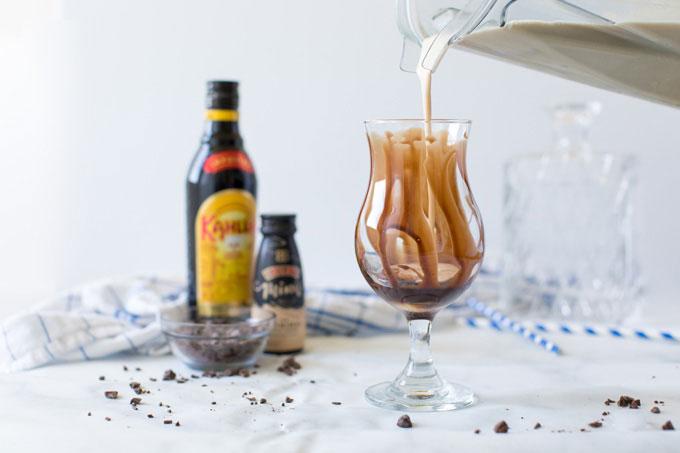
[1,0,680,321]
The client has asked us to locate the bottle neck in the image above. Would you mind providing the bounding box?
[203,109,240,136]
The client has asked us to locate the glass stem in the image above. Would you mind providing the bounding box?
[392,319,446,397]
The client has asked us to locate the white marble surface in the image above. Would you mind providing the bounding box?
[0,325,678,452]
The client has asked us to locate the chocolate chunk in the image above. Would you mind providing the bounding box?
[602,411,609,416]
[238,369,250,378]
[162,369,176,381]
[494,421,509,433]
[630,400,640,409]
[175,421,180,427]
[149,377,157,382]
[159,402,163,407]
[130,398,141,406]
[283,356,301,370]
[219,369,234,377]
[474,429,480,434]
[617,396,633,407]
[130,382,141,389]
[98,376,105,381]
[652,406,661,414]
[203,370,217,377]
[211,401,216,405]
[331,401,342,405]
[285,396,294,403]
[105,417,111,421]
[534,423,541,430]
[662,421,674,431]
[104,391,118,399]
[588,421,602,428]
[580,428,586,432]
[191,374,199,379]
[147,414,154,418]
[310,380,316,384]
[123,365,128,371]
[88,412,92,416]
[281,403,285,407]
[176,377,189,383]
[604,398,615,406]
[135,367,141,371]
[260,398,267,404]
[396,415,412,428]
[164,420,172,424]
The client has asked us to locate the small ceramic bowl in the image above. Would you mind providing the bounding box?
[160,307,275,370]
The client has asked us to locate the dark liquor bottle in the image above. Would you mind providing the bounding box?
[186,81,257,319]
[252,214,305,353]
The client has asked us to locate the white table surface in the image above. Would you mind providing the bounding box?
[0,325,678,452]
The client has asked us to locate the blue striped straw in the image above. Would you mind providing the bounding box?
[530,320,678,343]
[466,297,562,355]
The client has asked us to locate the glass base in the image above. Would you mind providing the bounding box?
[365,380,477,412]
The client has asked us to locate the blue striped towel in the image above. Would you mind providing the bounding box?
[1,272,499,372]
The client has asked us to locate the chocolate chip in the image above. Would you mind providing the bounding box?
[652,406,661,414]
[580,428,586,432]
[176,377,189,383]
[88,412,92,416]
[310,380,316,384]
[396,415,412,428]
[285,397,294,403]
[630,400,640,409]
[135,367,141,371]
[191,374,199,379]
[123,365,128,371]
[283,356,301,369]
[98,376,105,381]
[164,420,172,424]
[104,391,118,399]
[130,398,141,406]
[130,382,140,389]
[238,369,250,378]
[588,421,602,428]
[617,396,633,407]
[105,417,111,421]
[474,429,480,434]
[203,370,217,377]
[534,423,541,429]
[602,411,609,416]
[604,398,615,406]
[149,377,157,382]
[331,402,342,405]
[162,369,176,381]
[147,414,154,418]
[175,421,180,426]
[662,420,674,431]
[494,421,509,433]
[211,401,216,405]
[260,398,267,404]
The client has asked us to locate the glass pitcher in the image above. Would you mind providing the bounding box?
[397,0,680,107]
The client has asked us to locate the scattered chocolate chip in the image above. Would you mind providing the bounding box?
[283,356,301,369]
[149,377,157,382]
[534,423,541,430]
[164,420,172,425]
[494,421,509,433]
[162,369,176,381]
[175,421,180,426]
[602,411,609,416]
[105,417,111,421]
[474,429,480,434]
[135,367,141,371]
[238,369,250,378]
[176,377,189,383]
[630,400,640,409]
[285,396,294,403]
[260,398,267,404]
[652,406,661,414]
[660,401,665,404]
[605,398,615,406]
[331,402,342,405]
[211,401,216,405]
[588,421,602,428]
[168,409,172,413]
[281,403,285,407]
[618,395,634,407]
[203,370,217,377]
[88,412,92,416]
[580,428,586,432]
[662,421,674,431]
[104,391,118,399]
[123,365,128,371]
[98,376,105,381]
[147,414,154,418]
[396,415,412,428]
[130,398,141,406]
[191,374,199,379]
[310,380,316,384]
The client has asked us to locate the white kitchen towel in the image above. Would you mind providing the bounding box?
[0,272,499,372]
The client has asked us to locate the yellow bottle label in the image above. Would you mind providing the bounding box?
[195,189,256,318]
